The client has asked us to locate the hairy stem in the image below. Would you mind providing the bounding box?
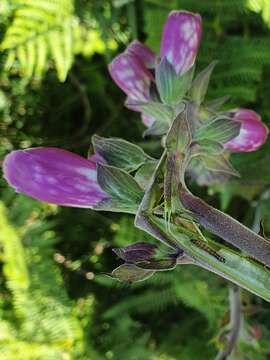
[180,189,270,267]
[215,285,241,360]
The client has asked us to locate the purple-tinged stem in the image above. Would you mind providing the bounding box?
[180,189,270,267]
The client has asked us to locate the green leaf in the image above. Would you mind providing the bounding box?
[92,135,153,172]
[192,139,224,157]
[143,120,170,137]
[190,61,218,105]
[200,155,240,177]
[134,161,157,189]
[0,0,82,81]
[205,96,230,112]
[110,263,154,283]
[126,99,174,124]
[195,117,241,144]
[95,164,144,214]
[156,57,194,105]
[165,107,192,153]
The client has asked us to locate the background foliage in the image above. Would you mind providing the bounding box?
[1,0,270,359]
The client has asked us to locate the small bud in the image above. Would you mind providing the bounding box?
[113,242,157,262]
[127,40,156,68]
[224,109,269,152]
[160,11,202,75]
[3,148,108,208]
[108,53,153,101]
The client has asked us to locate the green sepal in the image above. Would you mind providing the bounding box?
[165,108,192,153]
[143,119,170,137]
[205,96,230,112]
[156,57,194,105]
[125,99,174,124]
[110,263,154,283]
[195,116,241,144]
[134,161,157,189]
[92,135,153,172]
[200,155,240,177]
[95,164,144,214]
[191,139,224,157]
[190,61,218,105]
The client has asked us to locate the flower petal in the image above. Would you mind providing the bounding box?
[3,148,108,207]
[224,109,269,152]
[108,52,152,100]
[127,40,156,68]
[160,11,202,75]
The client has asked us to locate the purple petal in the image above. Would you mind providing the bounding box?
[3,147,108,207]
[127,40,156,68]
[160,11,202,75]
[224,109,269,152]
[108,52,153,101]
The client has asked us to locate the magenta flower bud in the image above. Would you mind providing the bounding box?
[3,148,108,207]
[108,52,153,101]
[127,40,156,68]
[224,109,269,152]
[160,11,202,75]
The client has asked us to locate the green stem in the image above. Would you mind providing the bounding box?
[179,189,270,268]
[138,214,270,302]
[215,286,241,360]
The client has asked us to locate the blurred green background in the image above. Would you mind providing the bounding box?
[1,0,270,359]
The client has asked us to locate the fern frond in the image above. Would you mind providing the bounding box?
[0,200,87,358]
[1,0,77,81]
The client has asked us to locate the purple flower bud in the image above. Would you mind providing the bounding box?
[160,11,202,75]
[113,242,157,262]
[108,52,153,101]
[127,40,156,68]
[224,109,269,152]
[3,148,108,207]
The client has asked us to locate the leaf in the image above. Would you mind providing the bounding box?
[95,164,144,213]
[113,242,157,262]
[165,107,192,153]
[156,57,194,105]
[92,135,153,172]
[192,139,224,157]
[205,96,230,112]
[110,263,154,283]
[0,0,79,81]
[134,161,157,189]
[200,155,240,177]
[195,117,241,144]
[126,99,174,124]
[190,61,218,105]
[143,120,171,137]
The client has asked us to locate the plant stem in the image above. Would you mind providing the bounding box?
[215,285,241,360]
[180,189,270,267]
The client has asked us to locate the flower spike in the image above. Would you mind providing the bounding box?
[3,148,108,207]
